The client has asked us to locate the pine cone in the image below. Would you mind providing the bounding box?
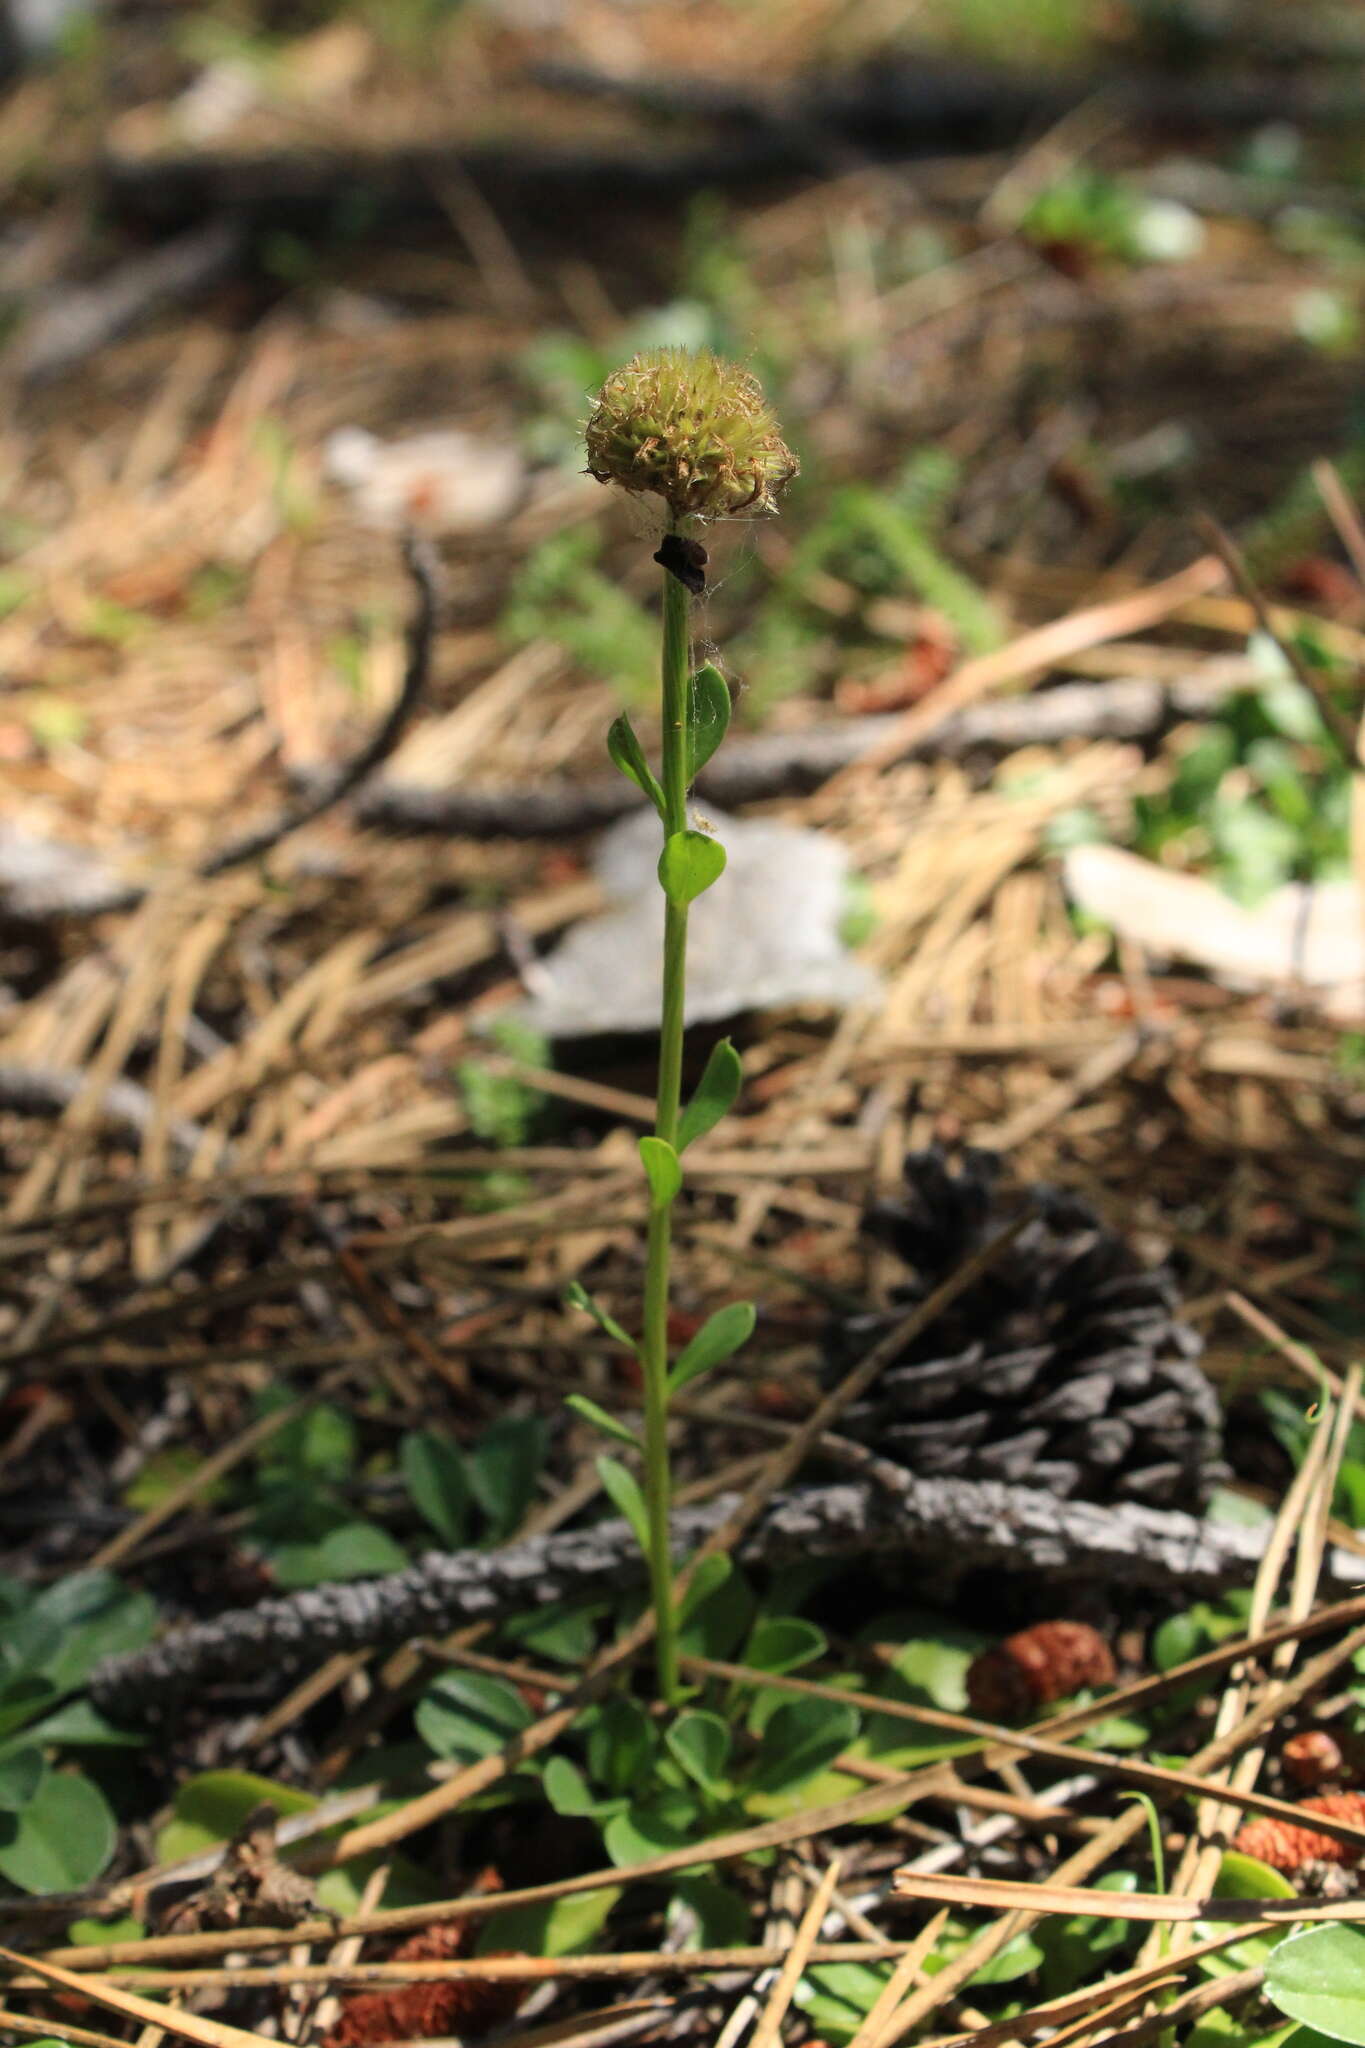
[831,1149,1225,1511]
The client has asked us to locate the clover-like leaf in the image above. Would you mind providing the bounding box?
[658,830,726,908]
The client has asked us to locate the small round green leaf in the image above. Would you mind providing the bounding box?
[0,1747,44,1812]
[666,1710,731,1795]
[400,1430,471,1549]
[0,1769,116,1893]
[677,1037,742,1152]
[638,1136,682,1210]
[1267,1925,1365,2043]
[415,1672,532,1765]
[658,830,726,908]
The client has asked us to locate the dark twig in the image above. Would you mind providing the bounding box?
[199,534,439,878]
[0,1065,211,1161]
[89,1472,1339,1723]
[358,666,1246,838]
[1199,515,1361,762]
[0,538,439,922]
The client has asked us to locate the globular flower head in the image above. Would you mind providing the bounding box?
[584,347,798,521]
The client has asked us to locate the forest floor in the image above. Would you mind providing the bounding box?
[4,4,1365,2047]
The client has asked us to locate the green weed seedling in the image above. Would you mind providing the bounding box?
[559,347,798,1702]
[0,1571,152,1894]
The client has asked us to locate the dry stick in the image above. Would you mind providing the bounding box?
[1145,1354,1357,1972]
[55,1607,1365,1978]
[1100,1967,1265,2048]
[822,552,1229,787]
[86,1374,346,1573]
[1229,1289,1365,1418]
[747,1859,844,2048]
[849,1910,950,2048]
[1313,459,1365,588]
[0,1944,277,2048]
[303,1217,1031,1873]
[3,1949,952,1998]
[198,535,438,878]
[0,2008,138,2048]
[1198,514,1361,761]
[355,665,1247,838]
[678,1654,1365,1849]
[924,1925,1277,2048]
[879,1611,1365,2042]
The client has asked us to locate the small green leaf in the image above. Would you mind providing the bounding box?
[18,1699,143,1749]
[543,1755,625,1820]
[597,1456,652,1556]
[686,664,731,783]
[564,1280,636,1350]
[743,1616,827,1675]
[400,1430,471,1549]
[669,1302,755,1393]
[604,1800,697,1868]
[638,1136,682,1209]
[678,1559,756,1660]
[0,1748,43,1812]
[271,1523,408,1589]
[157,1771,314,1863]
[415,1672,532,1765]
[467,1414,549,1541]
[607,713,665,816]
[0,1770,116,1893]
[669,1875,751,1949]
[1268,1925,1365,2042]
[666,1710,731,1795]
[587,1695,655,1796]
[658,830,726,908]
[677,1038,742,1152]
[1215,1850,1298,1902]
[477,1885,621,1959]
[747,1698,860,1797]
[565,1395,640,1450]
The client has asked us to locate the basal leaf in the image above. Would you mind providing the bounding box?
[400,1430,471,1549]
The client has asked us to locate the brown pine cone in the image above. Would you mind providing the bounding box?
[966,1620,1116,1723]
[1234,1791,1365,1874]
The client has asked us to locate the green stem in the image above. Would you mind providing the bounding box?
[640,558,692,1703]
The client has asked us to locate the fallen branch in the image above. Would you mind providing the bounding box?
[90,1470,1328,1723]
[358,665,1244,838]
[1,537,437,920]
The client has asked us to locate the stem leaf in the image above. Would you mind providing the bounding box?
[669,1301,756,1393]
[565,1394,641,1451]
[597,1455,652,1557]
[607,712,665,817]
[659,829,726,907]
[677,1037,742,1152]
[638,1135,682,1209]
[565,1279,636,1351]
[686,664,731,784]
